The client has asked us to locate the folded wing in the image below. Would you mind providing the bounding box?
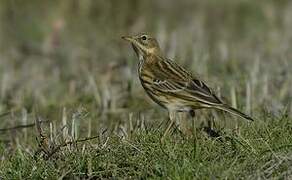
[150,60,223,106]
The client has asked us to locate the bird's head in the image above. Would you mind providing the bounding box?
[122,33,162,58]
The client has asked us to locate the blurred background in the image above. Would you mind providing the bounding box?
[0,0,291,138]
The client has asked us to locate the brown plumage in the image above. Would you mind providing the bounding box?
[122,33,253,139]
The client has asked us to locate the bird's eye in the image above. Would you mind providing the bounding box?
[141,35,147,40]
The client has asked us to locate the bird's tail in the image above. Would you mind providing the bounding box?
[216,104,254,121]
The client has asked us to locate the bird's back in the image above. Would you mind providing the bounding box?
[138,55,223,112]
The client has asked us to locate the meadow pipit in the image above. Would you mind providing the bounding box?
[122,33,254,140]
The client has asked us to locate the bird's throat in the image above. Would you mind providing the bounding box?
[137,53,145,74]
[131,43,143,58]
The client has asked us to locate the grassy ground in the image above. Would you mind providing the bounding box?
[0,0,292,179]
[1,116,292,179]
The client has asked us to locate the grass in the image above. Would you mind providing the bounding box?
[1,114,292,179]
[0,0,292,179]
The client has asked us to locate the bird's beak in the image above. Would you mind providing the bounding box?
[122,36,135,43]
[122,35,143,56]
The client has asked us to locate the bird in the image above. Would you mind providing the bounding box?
[122,33,254,140]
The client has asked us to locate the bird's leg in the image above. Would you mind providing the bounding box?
[190,110,196,138]
[189,110,198,157]
[161,111,175,142]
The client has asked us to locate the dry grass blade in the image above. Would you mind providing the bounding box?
[41,135,100,160]
[34,112,100,160]
[35,115,52,157]
[0,120,50,133]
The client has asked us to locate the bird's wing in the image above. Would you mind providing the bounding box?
[187,78,223,105]
[150,59,223,105]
